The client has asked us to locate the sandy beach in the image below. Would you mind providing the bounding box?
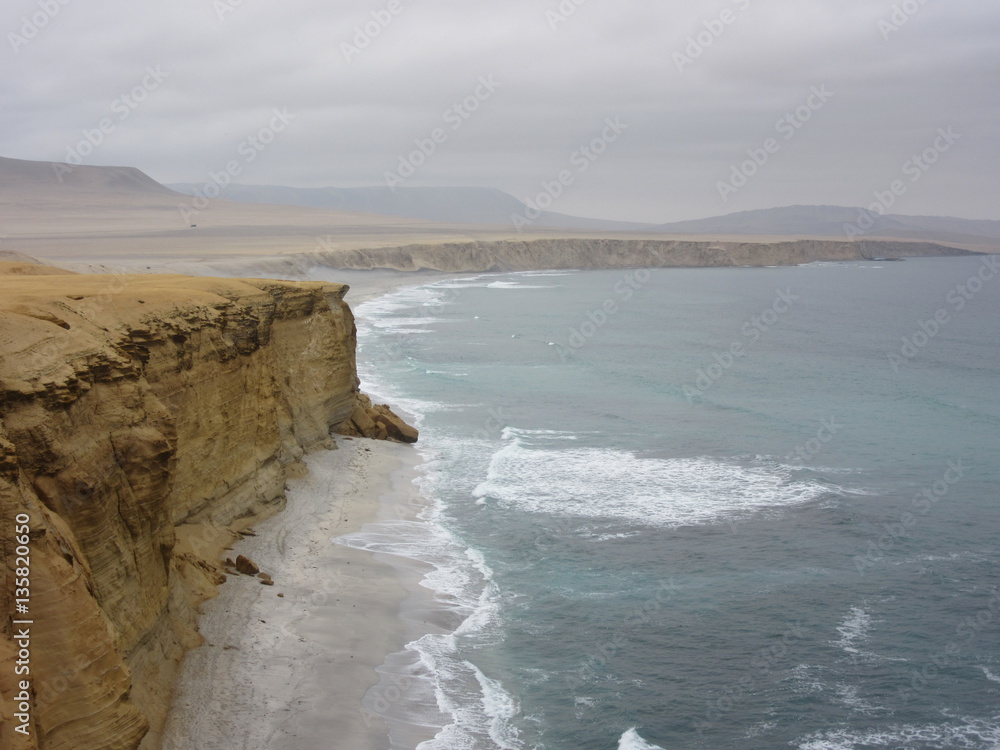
[159,269,460,750]
[161,437,423,750]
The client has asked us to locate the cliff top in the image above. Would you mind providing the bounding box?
[0,266,348,313]
[0,267,350,398]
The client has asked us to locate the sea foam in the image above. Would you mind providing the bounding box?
[618,728,667,750]
[797,715,1000,749]
[472,427,838,528]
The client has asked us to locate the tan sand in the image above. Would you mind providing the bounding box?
[161,437,422,750]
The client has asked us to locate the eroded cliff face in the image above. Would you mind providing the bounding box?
[301,237,970,272]
[0,267,406,750]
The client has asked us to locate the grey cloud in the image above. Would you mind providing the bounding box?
[2,0,997,222]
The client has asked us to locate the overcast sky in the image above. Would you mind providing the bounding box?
[3,0,998,223]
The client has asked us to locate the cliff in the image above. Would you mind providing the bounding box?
[306,237,971,272]
[198,237,970,278]
[0,265,413,750]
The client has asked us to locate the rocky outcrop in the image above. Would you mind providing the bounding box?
[338,393,419,444]
[233,556,259,576]
[0,269,412,750]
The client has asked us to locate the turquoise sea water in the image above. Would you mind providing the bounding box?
[340,257,1000,749]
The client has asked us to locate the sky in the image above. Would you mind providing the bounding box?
[2,0,998,223]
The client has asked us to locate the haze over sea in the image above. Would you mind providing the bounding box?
[336,256,1000,749]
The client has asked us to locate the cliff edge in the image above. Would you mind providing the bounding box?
[301,237,971,272]
[0,265,414,750]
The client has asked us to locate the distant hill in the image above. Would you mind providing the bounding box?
[4,155,994,251]
[0,155,179,196]
[657,205,1000,250]
[166,183,653,231]
[0,250,48,265]
[0,155,977,270]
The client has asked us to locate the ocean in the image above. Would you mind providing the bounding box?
[336,256,1000,750]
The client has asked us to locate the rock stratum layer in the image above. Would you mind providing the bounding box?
[0,265,413,750]
[305,237,971,272]
[177,237,974,279]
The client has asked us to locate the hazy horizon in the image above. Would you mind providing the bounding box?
[3,1,998,223]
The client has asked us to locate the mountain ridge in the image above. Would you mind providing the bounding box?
[1,156,994,257]
[656,204,1000,249]
[165,182,653,232]
[0,155,179,196]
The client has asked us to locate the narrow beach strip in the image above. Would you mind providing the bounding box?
[162,439,420,749]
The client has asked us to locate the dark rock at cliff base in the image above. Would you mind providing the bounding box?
[348,402,378,435]
[339,393,419,444]
[374,407,419,443]
[235,555,260,575]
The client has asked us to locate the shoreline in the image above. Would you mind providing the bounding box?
[161,438,422,749]
[161,270,458,750]
[343,453,456,750]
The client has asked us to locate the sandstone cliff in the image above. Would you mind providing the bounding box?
[302,237,970,273]
[0,266,413,750]
[172,236,973,280]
